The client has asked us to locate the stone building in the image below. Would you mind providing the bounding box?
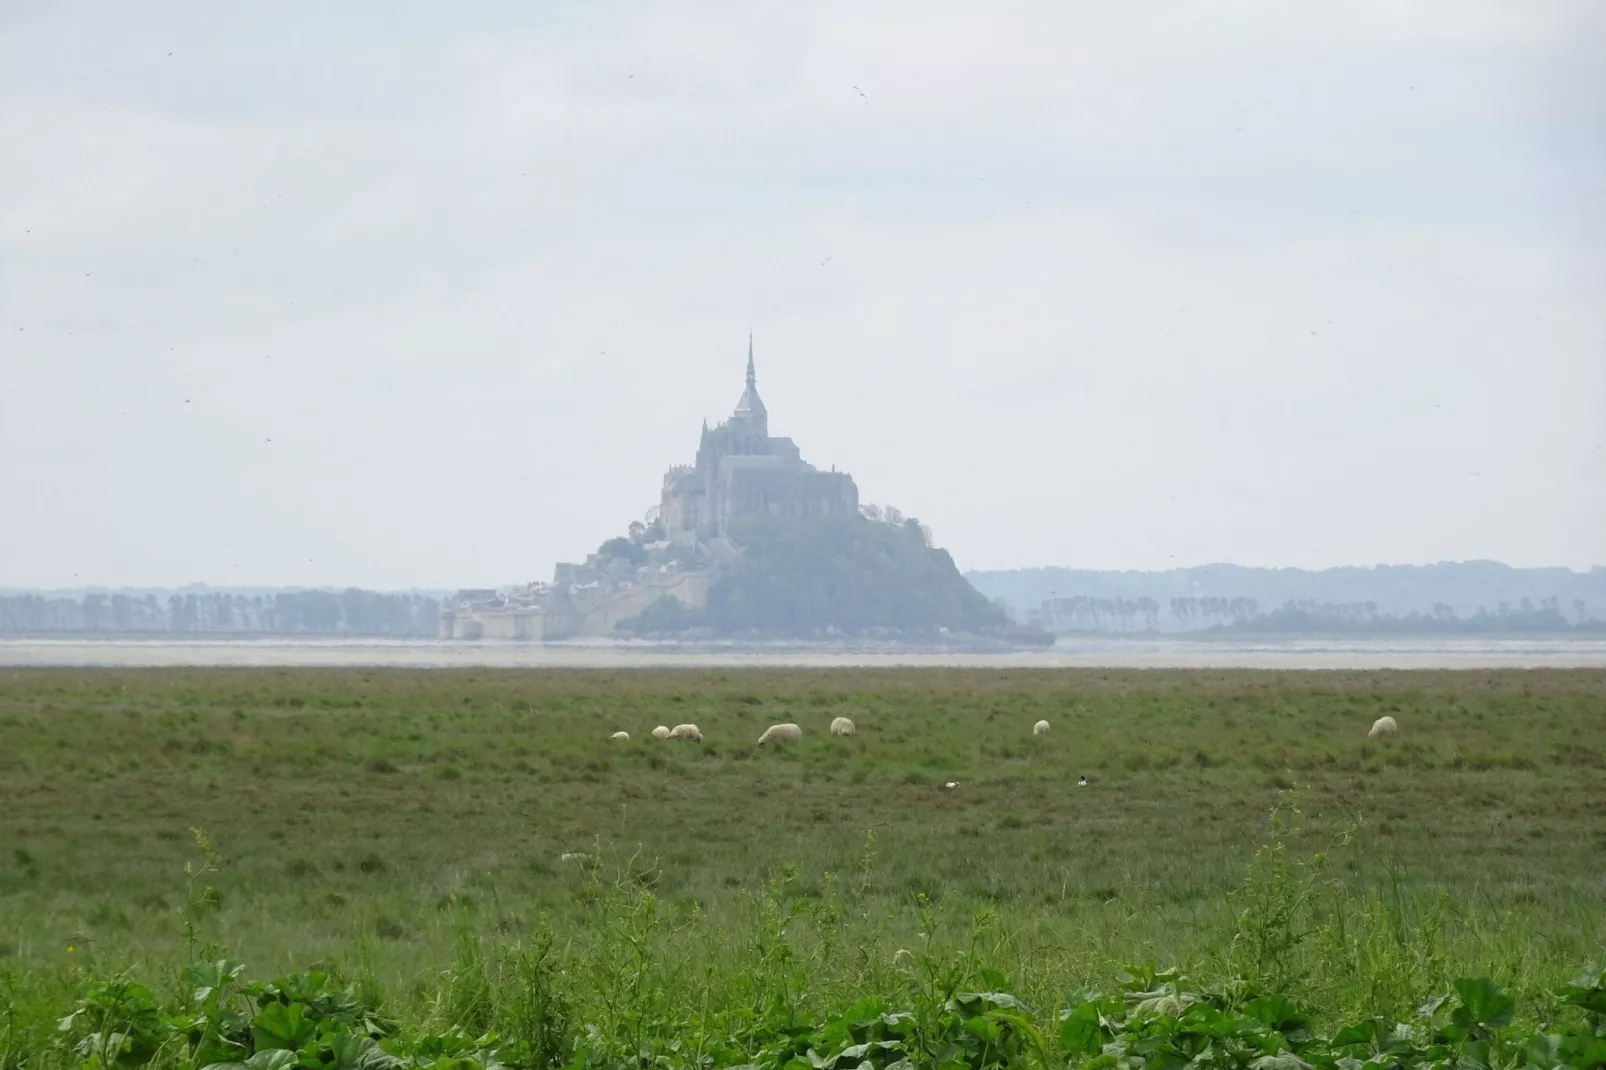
[659,338,859,538]
[440,336,859,641]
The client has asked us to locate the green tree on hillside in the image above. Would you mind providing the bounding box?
[699,515,1011,637]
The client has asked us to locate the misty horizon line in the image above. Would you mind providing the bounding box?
[4,556,1604,598]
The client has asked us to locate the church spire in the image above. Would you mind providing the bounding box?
[732,331,768,430]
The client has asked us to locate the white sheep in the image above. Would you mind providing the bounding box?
[757,723,803,745]
[1368,715,1399,740]
[610,730,630,742]
[1033,719,1050,736]
[668,723,702,742]
[651,725,671,740]
[830,716,856,736]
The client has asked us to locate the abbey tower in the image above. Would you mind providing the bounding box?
[658,337,860,539]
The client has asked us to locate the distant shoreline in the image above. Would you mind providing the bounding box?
[0,629,1599,643]
[4,635,1605,669]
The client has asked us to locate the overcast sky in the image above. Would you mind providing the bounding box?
[2,1,1603,590]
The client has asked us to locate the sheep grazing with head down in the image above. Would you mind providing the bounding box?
[668,723,702,742]
[1368,715,1399,740]
[1033,719,1050,736]
[610,730,630,742]
[757,723,803,745]
[651,725,671,740]
[830,716,856,737]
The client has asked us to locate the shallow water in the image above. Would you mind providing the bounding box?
[2,636,1604,669]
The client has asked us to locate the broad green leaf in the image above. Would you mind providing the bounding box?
[252,1002,316,1051]
[951,992,1032,1016]
[1143,1046,1190,1070]
[329,1033,402,1070]
[1245,995,1311,1037]
[1331,1021,1387,1049]
[1061,1002,1104,1056]
[1459,1038,1493,1070]
[1558,966,1606,1018]
[1452,978,1515,1031]
[1129,985,1199,1018]
[1521,1032,1561,1067]
[183,960,246,1003]
[1329,1021,1368,1047]
[1415,995,1449,1020]
[202,1052,298,1070]
[1561,1036,1606,1067]
[414,1059,482,1070]
[842,999,888,1027]
[1248,1053,1312,1070]
[246,1052,300,1070]
[1176,1003,1235,1040]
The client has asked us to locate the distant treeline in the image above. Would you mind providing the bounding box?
[0,590,442,637]
[971,561,1606,629]
[1034,596,1257,632]
[1031,594,1603,635]
[1239,598,1601,635]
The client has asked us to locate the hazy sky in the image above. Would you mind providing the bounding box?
[2,1,1603,590]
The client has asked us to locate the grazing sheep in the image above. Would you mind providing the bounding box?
[651,725,671,740]
[943,781,960,790]
[668,723,702,742]
[757,722,803,745]
[610,730,630,742]
[830,716,856,736]
[1077,776,1088,787]
[1033,719,1050,736]
[1368,715,1399,740]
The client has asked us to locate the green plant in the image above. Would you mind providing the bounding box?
[504,919,572,1070]
[1224,788,1354,996]
[180,828,222,961]
[55,979,174,1068]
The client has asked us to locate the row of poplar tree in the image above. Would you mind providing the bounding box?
[0,590,442,636]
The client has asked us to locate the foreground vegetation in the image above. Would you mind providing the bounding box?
[1,668,1603,1066]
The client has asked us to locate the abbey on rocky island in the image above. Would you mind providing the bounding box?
[442,338,859,640]
[659,338,859,539]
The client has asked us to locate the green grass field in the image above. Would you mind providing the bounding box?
[2,667,1604,1067]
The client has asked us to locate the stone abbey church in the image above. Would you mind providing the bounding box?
[442,338,861,640]
[658,338,860,539]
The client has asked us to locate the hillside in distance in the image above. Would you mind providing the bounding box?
[968,560,1606,633]
[620,514,1042,641]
